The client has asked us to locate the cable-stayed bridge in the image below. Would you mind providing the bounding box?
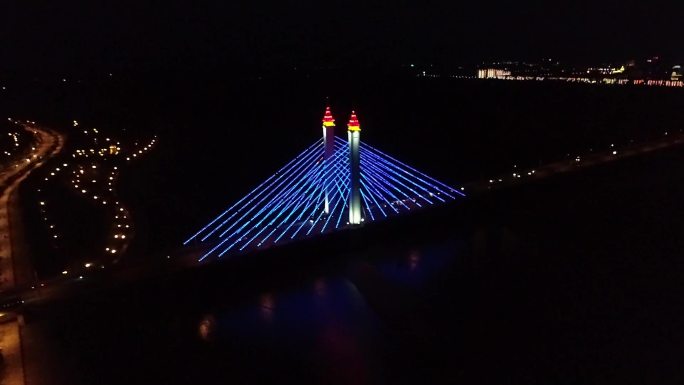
[184,108,465,261]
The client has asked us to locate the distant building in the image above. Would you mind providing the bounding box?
[671,65,683,81]
[586,67,613,75]
[477,68,511,79]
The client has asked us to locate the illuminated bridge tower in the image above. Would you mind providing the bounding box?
[184,105,466,262]
[322,106,336,214]
[347,111,362,225]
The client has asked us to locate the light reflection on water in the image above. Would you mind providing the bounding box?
[198,314,217,341]
[259,292,275,322]
[193,238,463,382]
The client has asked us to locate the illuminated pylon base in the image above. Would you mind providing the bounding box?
[185,136,465,261]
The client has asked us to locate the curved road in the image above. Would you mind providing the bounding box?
[0,124,64,289]
[0,124,63,385]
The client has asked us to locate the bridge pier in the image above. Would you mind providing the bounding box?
[347,111,362,225]
[322,106,336,214]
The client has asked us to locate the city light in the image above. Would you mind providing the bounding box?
[27,123,145,269]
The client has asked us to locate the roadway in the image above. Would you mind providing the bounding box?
[0,124,64,385]
[462,131,684,195]
[0,125,64,289]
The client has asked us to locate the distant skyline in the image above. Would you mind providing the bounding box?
[2,0,683,74]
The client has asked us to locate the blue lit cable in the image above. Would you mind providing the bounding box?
[212,142,324,240]
[360,172,399,213]
[185,138,323,245]
[254,158,333,246]
[361,164,411,211]
[237,164,326,251]
[229,146,349,253]
[360,147,451,201]
[320,187,345,233]
[330,163,351,229]
[304,170,348,236]
[360,179,387,218]
[361,142,465,197]
[289,178,331,239]
[362,157,431,206]
[324,168,350,231]
[199,140,324,241]
[220,154,326,252]
[362,151,444,203]
[359,190,375,221]
[361,149,442,203]
[260,157,333,244]
[198,146,324,260]
[275,162,340,242]
[361,157,429,206]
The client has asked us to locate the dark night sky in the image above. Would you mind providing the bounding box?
[1,0,682,74]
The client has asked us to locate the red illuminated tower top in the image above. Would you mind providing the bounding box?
[347,110,361,132]
[322,106,335,127]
